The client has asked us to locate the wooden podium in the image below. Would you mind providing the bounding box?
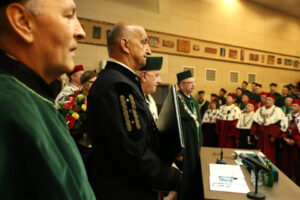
[201,147,300,200]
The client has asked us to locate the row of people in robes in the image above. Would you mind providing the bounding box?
[197,81,299,119]
[201,92,300,185]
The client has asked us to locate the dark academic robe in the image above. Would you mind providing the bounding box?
[215,104,241,148]
[198,99,209,119]
[218,96,226,105]
[87,61,182,200]
[279,114,300,178]
[270,91,281,99]
[251,106,284,164]
[177,91,204,200]
[275,95,287,107]
[0,51,95,199]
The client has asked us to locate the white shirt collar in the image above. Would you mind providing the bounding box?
[107,58,136,75]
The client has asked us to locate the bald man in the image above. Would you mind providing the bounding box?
[0,0,95,199]
[87,22,183,200]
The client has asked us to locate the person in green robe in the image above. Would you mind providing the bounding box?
[176,70,204,200]
[281,95,293,115]
[0,0,95,199]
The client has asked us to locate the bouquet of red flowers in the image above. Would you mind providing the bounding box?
[59,90,87,134]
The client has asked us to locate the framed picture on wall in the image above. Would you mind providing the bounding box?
[148,36,160,48]
[93,26,101,39]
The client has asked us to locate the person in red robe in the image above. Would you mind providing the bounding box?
[215,93,241,148]
[279,99,300,182]
[257,91,268,108]
[251,93,285,164]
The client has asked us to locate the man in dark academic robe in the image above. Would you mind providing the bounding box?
[269,83,281,99]
[280,99,300,182]
[215,93,241,148]
[87,22,182,200]
[251,94,285,164]
[176,70,203,200]
[275,85,290,107]
[241,80,251,96]
[197,90,210,119]
[0,0,95,199]
[218,88,227,105]
[235,87,243,107]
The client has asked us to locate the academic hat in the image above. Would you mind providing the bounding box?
[270,83,277,87]
[211,93,218,98]
[177,70,193,82]
[220,88,227,94]
[292,99,300,105]
[267,93,275,99]
[67,65,84,77]
[198,90,205,94]
[227,93,236,99]
[139,57,163,71]
[247,100,258,111]
[260,92,268,96]
[256,83,262,88]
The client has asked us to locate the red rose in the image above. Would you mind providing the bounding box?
[65,115,76,130]
[64,96,76,110]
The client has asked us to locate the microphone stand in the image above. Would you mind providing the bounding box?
[216,120,227,164]
[247,166,265,200]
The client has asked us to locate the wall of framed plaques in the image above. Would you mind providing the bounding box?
[78,17,300,72]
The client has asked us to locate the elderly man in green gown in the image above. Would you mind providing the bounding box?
[0,0,95,199]
[176,70,204,200]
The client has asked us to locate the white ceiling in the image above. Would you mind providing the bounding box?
[249,0,300,18]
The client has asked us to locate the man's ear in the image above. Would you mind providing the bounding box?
[5,3,34,43]
[120,38,130,54]
[140,71,147,82]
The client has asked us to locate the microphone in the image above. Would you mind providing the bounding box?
[239,154,270,172]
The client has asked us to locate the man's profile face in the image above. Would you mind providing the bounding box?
[270,85,276,92]
[291,104,299,114]
[128,26,151,69]
[242,95,249,103]
[226,96,234,105]
[142,70,161,94]
[260,95,267,103]
[71,70,84,85]
[180,77,195,95]
[282,87,289,96]
[241,83,247,89]
[285,97,293,106]
[31,0,85,74]
[245,103,254,113]
[265,97,274,107]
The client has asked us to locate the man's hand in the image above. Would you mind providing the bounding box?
[254,134,259,140]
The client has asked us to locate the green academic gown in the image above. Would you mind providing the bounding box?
[0,51,95,200]
[177,91,203,200]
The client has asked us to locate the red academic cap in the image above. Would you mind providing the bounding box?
[267,93,275,99]
[227,93,236,99]
[260,92,268,96]
[292,99,300,105]
[67,65,84,77]
[247,100,258,111]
